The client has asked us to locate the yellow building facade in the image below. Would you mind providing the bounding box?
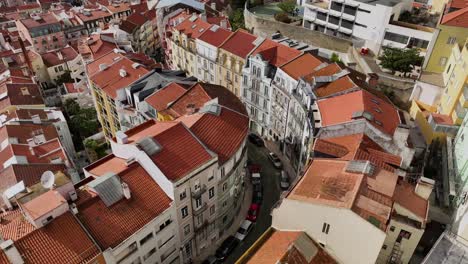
[425,25,468,73]
[90,83,120,138]
[439,40,468,124]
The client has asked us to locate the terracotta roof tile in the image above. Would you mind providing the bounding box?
[251,39,302,67]
[90,56,150,99]
[198,25,232,47]
[14,212,101,264]
[280,53,323,80]
[247,230,301,264]
[317,90,401,135]
[174,15,211,39]
[179,106,248,164]
[441,6,468,27]
[393,181,429,220]
[41,47,79,67]
[145,82,188,111]
[76,9,112,22]
[0,209,36,241]
[0,83,44,110]
[21,190,67,220]
[20,13,60,28]
[85,154,128,176]
[219,29,257,58]
[77,163,172,249]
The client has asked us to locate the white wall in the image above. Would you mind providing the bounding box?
[272,198,386,264]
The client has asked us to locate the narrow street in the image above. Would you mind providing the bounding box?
[224,142,283,264]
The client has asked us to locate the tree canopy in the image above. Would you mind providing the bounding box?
[278,0,296,14]
[378,47,424,76]
[230,9,246,31]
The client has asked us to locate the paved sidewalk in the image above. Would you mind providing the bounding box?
[194,180,253,262]
[264,140,298,182]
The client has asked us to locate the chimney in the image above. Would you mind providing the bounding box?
[415,177,434,200]
[29,146,35,156]
[122,182,131,199]
[119,68,127,77]
[57,51,64,61]
[99,63,108,71]
[116,131,128,144]
[366,73,379,88]
[211,2,216,10]
[31,114,41,124]
[0,240,24,264]
[201,13,207,22]
[393,124,410,148]
[220,19,227,29]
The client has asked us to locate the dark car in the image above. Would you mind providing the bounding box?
[252,186,263,204]
[202,255,219,264]
[248,133,264,147]
[215,236,239,261]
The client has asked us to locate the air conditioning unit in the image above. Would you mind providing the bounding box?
[69,190,78,201]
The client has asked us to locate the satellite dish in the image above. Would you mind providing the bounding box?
[40,171,55,189]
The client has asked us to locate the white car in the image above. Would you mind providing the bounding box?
[268,152,282,169]
[251,172,261,185]
[235,220,253,241]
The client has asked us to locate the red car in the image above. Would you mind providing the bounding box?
[246,203,260,222]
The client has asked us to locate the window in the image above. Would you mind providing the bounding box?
[343,5,357,15]
[184,224,190,235]
[341,19,353,29]
[322,222,330,234]
[439,57,448,66]
[221,167,225,177]
[196,215,203,225]
[409,37,429,49]
[140,232,154,245]
[329,15,339,25]
[208,174,214,181]
[382,245,387,250]
[264,86,268,96]
[209,187,215,198]
[447,36,457,45]
[159,219,172,232]
[195,198,202,208]
[143,248,156,261]
[330,1,342,12]
[222,200,227,208]
[210,205,215,215]
[317,11,327,21]
[354,22,368,28]
[358,8,370,13]
[390,226,395,232]
[210,62,213,69]
[446,64,452,74]
[181,206,188,218]
[222,183,227,192]
[180,190,187,200]
[384,32,409,44]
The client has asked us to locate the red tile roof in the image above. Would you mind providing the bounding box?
[86,154,128,176]
[14,212,101,264]
[430,113,454,125]
[76,9,112,22]
[168,83,247,117]
[124,120,214,181]
[0,83,44,111]
[246,230,302,264]
[0,123,58,144]
[179,106,249,164]
[174,15,211,39]
[0,209,36,241]
[77,163,172,249]
[280,53,323,80]
[317,89,400,135]
[41,47,78,67]
[90,56,150,99]
[20,13,60,28]
[219,30,259,59]
[251,39,302,67]
[145,82,188,111]
[441,6,468,27]
[198,25,232,47]
[393,181,429,220]
[106,3,130,13]
[21,190,67,220]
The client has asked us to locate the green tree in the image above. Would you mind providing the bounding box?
[55,70,72,86]
[278,0,296,14]
[274,12,291,23]
[63,98,80,116]
[230,9,246,31]
[330,53,342,63]
[378,47,423,76]
[70,108,100,138]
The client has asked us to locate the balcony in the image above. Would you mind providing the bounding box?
[193,202,207,215]
[460,86,468,108]
[191,185,207,199]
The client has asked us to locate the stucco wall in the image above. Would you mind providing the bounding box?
[243,7,352,53]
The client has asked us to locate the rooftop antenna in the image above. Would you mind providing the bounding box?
[40,171,55,189]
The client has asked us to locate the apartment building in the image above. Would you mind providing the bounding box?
[272,158,430,264]
[0,174,103,263]
[421,230,468,264]
[301,0,435,54]
[195,24,231,84]
[74,8,113,34]
[83,83,249,261]
[169,15,211,77]
[218,29,259,97]
[424,0,468,73]
[452,114,468,232]
[87,51,151,138]
[120,10,159,56]
[16,13,66,53]
[0,82,45,112]
[236,228,338,263]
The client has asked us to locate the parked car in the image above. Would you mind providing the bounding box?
[268,152,282,169]
[202,255,219,264]
[215,236,239,261]
[252,187,263,204]
[251,172,261,185]
[280,170,290,190]
[246,203,260,222]
[248,133,264,147]
[235,220,254,241]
